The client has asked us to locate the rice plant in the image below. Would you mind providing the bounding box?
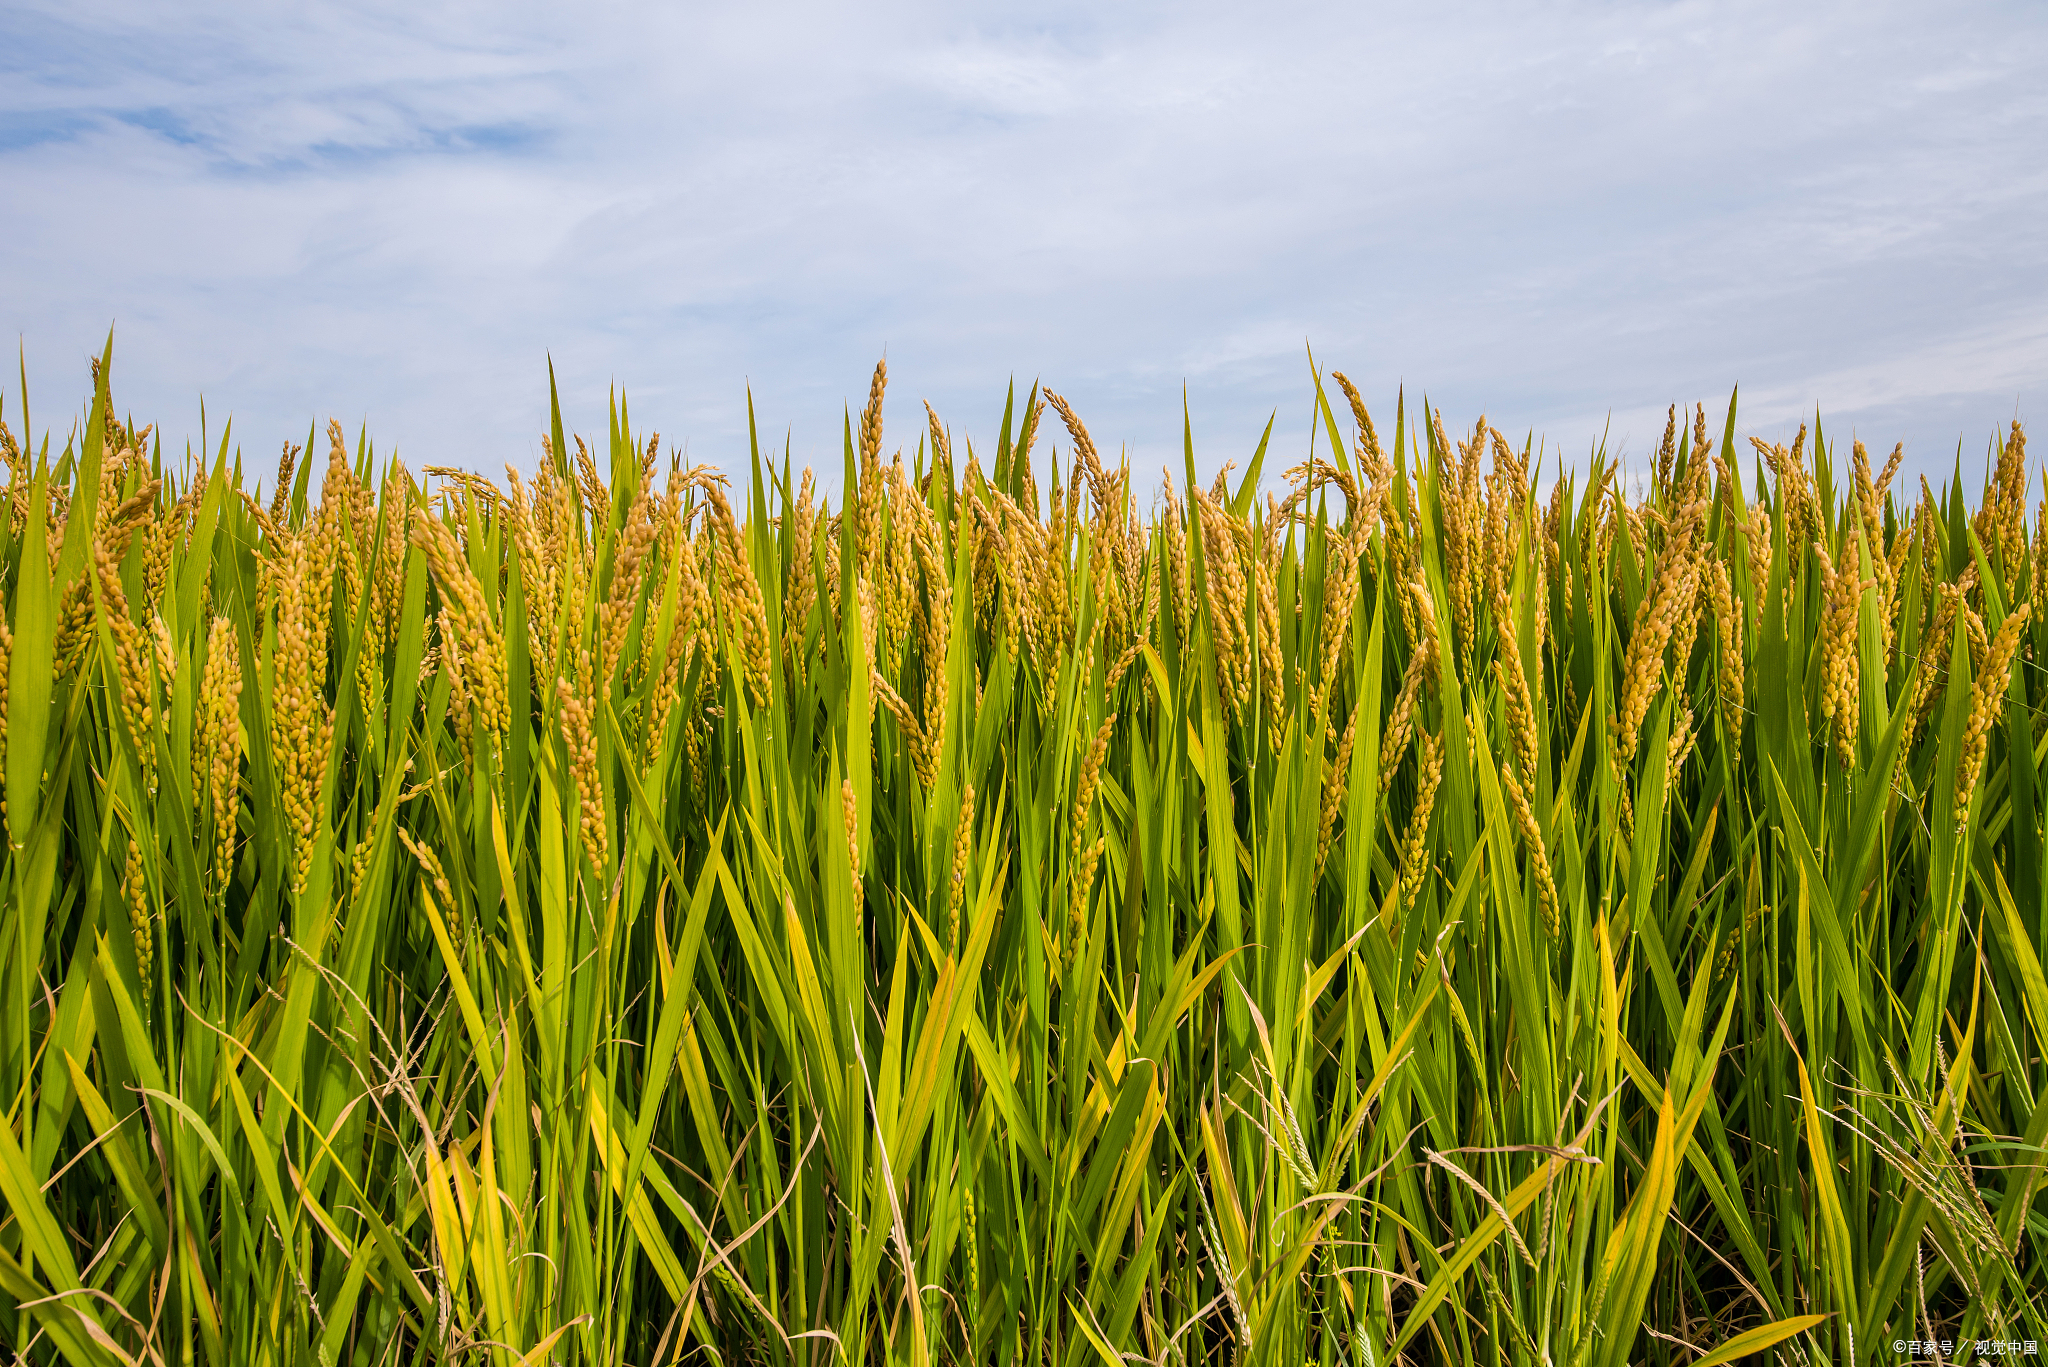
[0,339,2044,1365]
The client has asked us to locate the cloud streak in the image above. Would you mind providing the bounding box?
[2,0,2043,492]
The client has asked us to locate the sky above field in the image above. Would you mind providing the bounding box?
[2,0,2044,496]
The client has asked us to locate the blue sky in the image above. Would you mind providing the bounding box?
[2,0,2043,497]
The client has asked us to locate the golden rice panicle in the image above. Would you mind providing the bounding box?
[0,607,9,835]
[1397,727,1445,920]
[924,401,953,490]
[1666,552,1704,701]
[657,486,709,703]
[1489,424,1529,506]
[574,434,611,531]
[1379,646,1429,795]
[1992,420,2029,587]
[1379,582,1442,790]
[706,482,771,707]
[96,539,158,786]
[1457,416,1487,647]
[271,441,299,526]
[1065,711,1116,968]
[1849,440,1905,656]
[1500,763,1559,937]
[1707,557,1745,726]
[1491,549,1540,784]
[784,468,818,662]
[1329,372,1382,476]
[409,504,508,740]
[1745,501,1773,615]
[1885,499,1916,653]
[1851,440,1882,567]
[1043,389,1108,503]
[1613,500,1705,772]
[373,474,418,639]
[1433,409,1479,676]
[55,481,159,677]
[995,493,1042,668]
[1064,835,1105,978]
[199,616,243,893]
[1017,447,1041,523]
[0,408,23,525]
[321,419,365,545]
[440,609,476,757]
[911,504,953,742]
[841,776,861,891]
[880,458,918,663]
[1752,427,1814,549]
[1666,702,1697,781]
[141,487,181,610]
[872,667,934,789]
[397,825,461,940]
[1254,543,1285,752]
[857,358,887,580]
[1956,602,2029,831]
[600,485,656,688]
[1653,405,1678,498]
[1541,474,1569,607]
[1812,538,1865,767]
[1907,581,1965,748]
[270,528,334,896]
[1315,702,1358,878]
[946,782,975,950]
[505,464,553,652]
[1192,488,1251,719]
[557,655,610,878]
[1962,589,1989,670]
[126,834,152,982]
[962,1189,980,1307]
[2033,468,2048,608]
[1161,474,1192,650]
[1314,511,1360,711]
[968,493,1012,652]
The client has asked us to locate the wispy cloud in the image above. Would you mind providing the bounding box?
[2,0,2043,491]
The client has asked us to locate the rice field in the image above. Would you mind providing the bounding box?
[0,343,2044,1365]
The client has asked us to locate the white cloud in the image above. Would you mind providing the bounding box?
[1,0,2042,498]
